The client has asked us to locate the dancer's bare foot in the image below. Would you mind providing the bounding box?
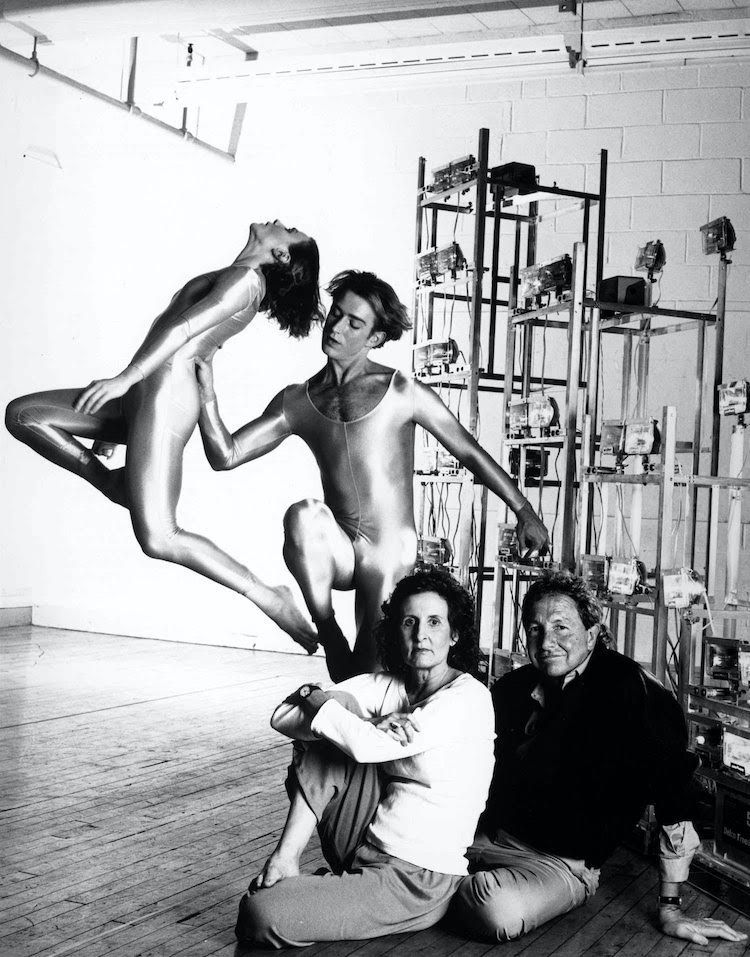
[255,583,318,654]
[249,850,300,891]
[103,467,129,508]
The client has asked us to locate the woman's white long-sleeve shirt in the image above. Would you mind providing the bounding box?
[271,671,495,875]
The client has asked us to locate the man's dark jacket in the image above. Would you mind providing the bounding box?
[484,641,698,868]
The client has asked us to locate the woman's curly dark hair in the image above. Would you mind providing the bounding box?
[375,567,480,677]
[261,236,324,338]
[521,571,614,649]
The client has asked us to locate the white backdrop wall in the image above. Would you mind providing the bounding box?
[2,54,749,652]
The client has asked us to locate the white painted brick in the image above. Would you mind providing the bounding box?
[396,83,467,106]
[522,78,547,99]
[586,91,663,129]
[684,231,706,266]
[547,233,593,267]
[389,104,509,164]
[460,101,514,135]
[537,163,586,191]
[709,192,750,226]
[534,232,575,262]
[622,124,700,161]
[721,263,750,303]
[632,195,710,232]
[605,161,662,198]
[723,312,750,382]
[658,298,715,314]
[700,122,750,159]
[600,197,632,232]
[512,95,585,133]
[467,79,523,102]
[584,162,608,193]
[606,231,686,274]
[699,63,750,89]
[332,89,401,111]
[546,72,621,97]
[395,136,470,173]
[620,65,700,92]
[662,158,740,195]
[498,131,548,165]
[665,88,742,124]
[658,263,713,302]
[547,127,622,164]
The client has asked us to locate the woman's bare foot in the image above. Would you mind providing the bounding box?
[254,583,318,654]
[249,850,300,891]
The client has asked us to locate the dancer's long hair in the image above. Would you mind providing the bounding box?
[262,236,324,338]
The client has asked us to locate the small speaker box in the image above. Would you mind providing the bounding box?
[597,276,647,319]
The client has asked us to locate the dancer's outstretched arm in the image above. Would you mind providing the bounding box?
[195,357,290,470]
[76,268,262,415]
[413,379,549,557]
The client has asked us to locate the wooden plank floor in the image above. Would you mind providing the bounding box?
[2,626,749,957]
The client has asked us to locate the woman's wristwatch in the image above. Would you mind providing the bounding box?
[298,683,321,700]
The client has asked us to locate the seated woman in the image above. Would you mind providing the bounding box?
[236,567,495,948]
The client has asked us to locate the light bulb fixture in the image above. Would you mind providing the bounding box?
[634,239,666,282]
[700,216,735,258]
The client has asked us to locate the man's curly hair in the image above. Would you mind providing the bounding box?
[374,567,480,677]
[521,571,614,649]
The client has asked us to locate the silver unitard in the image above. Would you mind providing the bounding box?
[6,267,265,594]
[282,371,419,624]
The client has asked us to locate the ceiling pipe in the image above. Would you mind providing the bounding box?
[0,41,234,162]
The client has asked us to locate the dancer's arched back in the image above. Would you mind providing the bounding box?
[5,221,323,650]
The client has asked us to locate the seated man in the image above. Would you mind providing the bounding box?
[451,572,746,948]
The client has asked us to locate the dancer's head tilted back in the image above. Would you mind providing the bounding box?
[242,220,323,339]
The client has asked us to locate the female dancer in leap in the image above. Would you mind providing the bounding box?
[5,220,322,651]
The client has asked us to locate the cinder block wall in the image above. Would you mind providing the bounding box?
[242,57,749,648]
[3,53,748,652]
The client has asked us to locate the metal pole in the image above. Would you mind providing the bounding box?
[0,42,232,162]
[412,158,426,352]
[125,37,138,107]
[561,242,586,570]
[653,405,677,682]
[688,322,706,569]
[704,255,729,595]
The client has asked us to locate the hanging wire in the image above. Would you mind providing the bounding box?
[665,608,682,694]
[540,318,549,395]
[630,336,643,419]
[701,588,716,634]
[593,481,604,553]
[671,469,685,567]
[652,273,662,307]
[616,484,638,557]
[549,448,562,557]
[449,485,461,563]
